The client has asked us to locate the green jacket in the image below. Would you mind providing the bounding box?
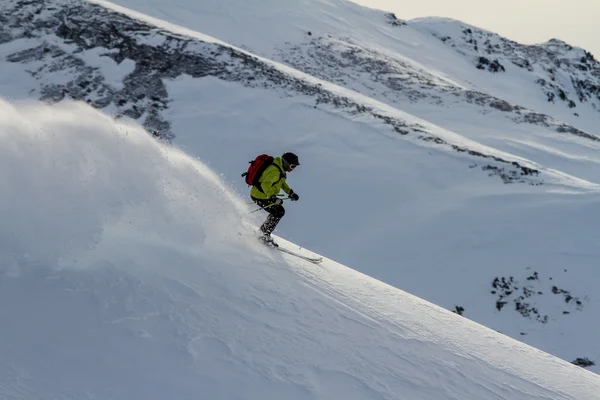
[250,157,292,199]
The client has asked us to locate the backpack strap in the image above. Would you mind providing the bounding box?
[273,163,286,180]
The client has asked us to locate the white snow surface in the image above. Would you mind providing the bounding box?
[1,98,600,399]
[2,0,600,394]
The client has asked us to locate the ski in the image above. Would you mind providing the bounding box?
[259,237,323,264]
[275,245,323,264]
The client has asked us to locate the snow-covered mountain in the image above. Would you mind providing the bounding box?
[2,0,600,383]
[3,98,600,399]
[103,0,600,132]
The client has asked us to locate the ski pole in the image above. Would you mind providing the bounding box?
[249,198,290,214]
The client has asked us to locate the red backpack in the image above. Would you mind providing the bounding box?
[242,154,285,192]
[242,154,274,189]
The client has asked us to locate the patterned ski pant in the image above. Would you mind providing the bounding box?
[251,196,286,235]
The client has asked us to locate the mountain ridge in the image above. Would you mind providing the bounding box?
[2,0,565,185]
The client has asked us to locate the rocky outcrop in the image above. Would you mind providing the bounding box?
[276,35,600,146]
[491,269,584,324]
[430,26,600,114]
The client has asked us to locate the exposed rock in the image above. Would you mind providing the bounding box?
[431,23,600,115]
[385,13,406,27]
[491,271,584,324]
[452,306,465,316]
[572,358,595,368]
[277,35,598,149]
[476,56,505,73]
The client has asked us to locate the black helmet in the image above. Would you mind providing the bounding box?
[282,152,300,168]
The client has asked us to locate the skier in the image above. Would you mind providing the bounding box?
[249,152,300,245]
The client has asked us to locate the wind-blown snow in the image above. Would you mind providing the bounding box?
[0,99,248,268]
[1,98,599,399]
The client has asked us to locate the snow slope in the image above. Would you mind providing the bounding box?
[2,0,600,374]
[1,98,600,399]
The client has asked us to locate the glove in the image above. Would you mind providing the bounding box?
[270,195,283,205]
[289,189,299,201]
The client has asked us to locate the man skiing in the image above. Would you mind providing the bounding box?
[250,152,300,245]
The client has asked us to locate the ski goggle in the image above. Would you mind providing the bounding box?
[289,164,298,170]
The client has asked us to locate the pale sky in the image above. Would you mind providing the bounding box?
[352,0,600,58]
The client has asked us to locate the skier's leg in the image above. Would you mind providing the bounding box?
[261,205,285,235]
[251,196,285,236]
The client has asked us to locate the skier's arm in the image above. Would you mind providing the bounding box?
[282,181,291,194]
[260,168,281,197]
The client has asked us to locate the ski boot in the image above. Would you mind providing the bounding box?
[258,233,278,247]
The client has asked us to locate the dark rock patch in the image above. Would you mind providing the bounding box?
[491,271,584,325]
[452,306,465,316]
[572,357,595,368]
